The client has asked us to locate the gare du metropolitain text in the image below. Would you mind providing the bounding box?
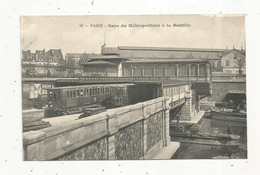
[80,23,191,28]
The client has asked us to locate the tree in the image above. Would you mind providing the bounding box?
[235,56,245,75]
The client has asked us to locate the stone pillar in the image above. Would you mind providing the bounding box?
[176,64,179,79]
[117,61,123,77]
[107,135,116,160]
[142,117,148,158]
[197,64,200,81]
[197,64,200,76]
[188,64,191,80]
[162,109,170,146]
[106,113,118,160]
[131,67,134,77]
[207,63,211,80]
[162,98,170,147]
[179,91,192,121]
[164,66,167,77]
[153,67,155,77]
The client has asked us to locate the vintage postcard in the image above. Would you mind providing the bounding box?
[20,15,246,161]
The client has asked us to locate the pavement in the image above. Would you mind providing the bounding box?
[152,142,180,159]
[42,113,81,126]
[22,108,45,113]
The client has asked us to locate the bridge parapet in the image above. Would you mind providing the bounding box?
[23,95,187,160]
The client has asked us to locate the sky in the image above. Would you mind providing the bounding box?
[21,15,245,55]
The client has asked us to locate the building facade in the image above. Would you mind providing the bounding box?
[65,53,102,68]
[82,61,118,76]
[82,55,127,77]
[121,59,210,86]
[220,49,246,74]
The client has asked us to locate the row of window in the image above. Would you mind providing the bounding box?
[124,65,207,76]
[65,87,111,99]
[49,87,111,99]
[210,61,221,68]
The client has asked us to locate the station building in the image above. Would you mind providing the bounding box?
[93,45,246,76]
[101,46,226,73]
[82,45,211,81]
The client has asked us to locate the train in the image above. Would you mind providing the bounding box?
[45,83,156,117]
[45,82,190,117]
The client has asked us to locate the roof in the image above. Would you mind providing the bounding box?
[50,84,114,90]
[65,53,88,58]
[89,55,128,61]
[118,46,228,52]
[124,58,209,64]
[221,49,246,58]
[50,83,137,90]
[102,46,226,60]
[82,60,118,66]
[65,53,101,59]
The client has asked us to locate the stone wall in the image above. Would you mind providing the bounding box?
[23,95,182,160]
[209,82,246,102]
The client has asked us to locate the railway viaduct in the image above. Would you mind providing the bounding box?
[22,73,247,160]
[23,76,204,160]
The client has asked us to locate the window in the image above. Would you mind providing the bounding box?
[80,89,84,97]
[53,92,56,99]
[67,91,70,99]
[166,65,177,76]
[199,64,207,76]
[144,66,153,76]
[217,61,221,67]
[178,65,188,76]
[124,67,132,76]
[210,61,215,68]
[90,89,93,96]
[190,64,198,76]
[226,60,230,66]
[133,66,142,76]
[73,91,76,98]
[155,66,164,76]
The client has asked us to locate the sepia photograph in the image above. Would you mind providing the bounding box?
[20,15,247,161]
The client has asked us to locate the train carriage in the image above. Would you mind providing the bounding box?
[46,84,136,116]
[47,84,112,115]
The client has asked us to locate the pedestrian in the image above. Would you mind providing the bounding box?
[227,124,233,135]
